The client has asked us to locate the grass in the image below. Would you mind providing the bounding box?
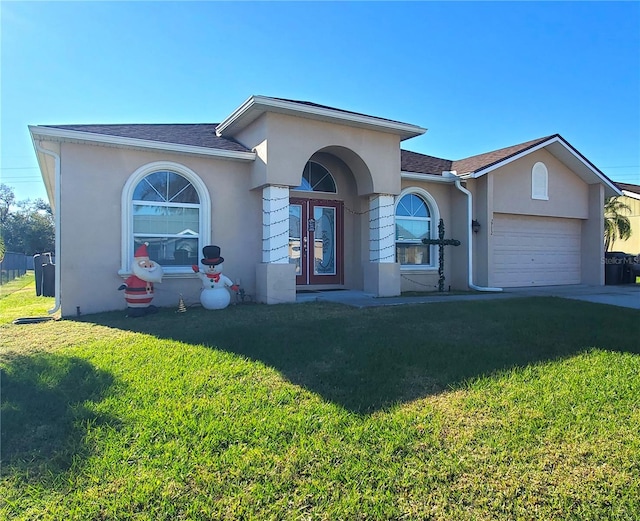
[0,272,55,325]
[1,277,639,520]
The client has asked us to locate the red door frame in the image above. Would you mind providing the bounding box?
[290,198,343,286]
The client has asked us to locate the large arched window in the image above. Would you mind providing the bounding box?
[293,161,337,193]
[120,161,210,275]
[395,188,439,268]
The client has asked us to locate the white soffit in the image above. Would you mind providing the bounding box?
[216,95,427,141]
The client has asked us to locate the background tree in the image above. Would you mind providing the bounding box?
[0,183,15,261]
[0,183,15,226]
[0,184,55,255]
[604,196,632,252]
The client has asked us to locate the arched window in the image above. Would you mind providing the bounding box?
[395,189,439,268]
[293,161,336,193]
[121,161,210,275]
[532,161,549,200]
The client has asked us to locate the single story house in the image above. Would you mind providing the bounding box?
[30,95,621,316]
[609,183,640,254]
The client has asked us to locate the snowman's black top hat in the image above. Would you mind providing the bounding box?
[201,245,224,266]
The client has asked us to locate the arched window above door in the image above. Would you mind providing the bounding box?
[293,161,337,193]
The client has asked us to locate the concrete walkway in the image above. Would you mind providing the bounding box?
[296,284,640,310]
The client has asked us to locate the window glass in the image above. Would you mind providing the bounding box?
[294,162,336,193]
[133,206,199,235]
[395,193,432,266]
[396,193,430,218]
[132,171,200,266]
[133,171,200,203]
[532,162,549,200]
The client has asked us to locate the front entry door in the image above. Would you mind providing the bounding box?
[289,198,343,285]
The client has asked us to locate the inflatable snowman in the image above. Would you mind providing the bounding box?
[192,245,238,310]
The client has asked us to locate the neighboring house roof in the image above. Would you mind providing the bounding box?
[40,123,250,152]
[618,182,640,200]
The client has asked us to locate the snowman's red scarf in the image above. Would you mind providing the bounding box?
[205,273,221,283]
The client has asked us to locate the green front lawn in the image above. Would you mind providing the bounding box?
[1,277,639,520]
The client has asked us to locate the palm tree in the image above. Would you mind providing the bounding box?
[604,196,632,251]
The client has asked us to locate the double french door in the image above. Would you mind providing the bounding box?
[289,198,343,285]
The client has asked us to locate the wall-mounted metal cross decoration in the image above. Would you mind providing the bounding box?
[422,219,461,292]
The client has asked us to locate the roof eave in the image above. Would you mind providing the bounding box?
[462,136,621,197]
[401,171,456,183]
[29,127,58,208]
[216,95,427,141]
[29,125,256,162]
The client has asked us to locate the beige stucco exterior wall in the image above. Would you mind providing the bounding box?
[609,194,640,254]
[57,142,259,317]
[234,112,402,196]
[582,183,605,284]
[492,149,589,219]
[468,176,491,287]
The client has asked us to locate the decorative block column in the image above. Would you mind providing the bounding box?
[365,194,400,296]
[256,185,296,304]
[369,194,396,262]
[262,185,290,263]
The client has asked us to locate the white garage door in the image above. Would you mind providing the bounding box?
[492,214,581,287]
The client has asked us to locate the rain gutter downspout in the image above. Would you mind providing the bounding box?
[34,142,61,314]
[450,174,503,292]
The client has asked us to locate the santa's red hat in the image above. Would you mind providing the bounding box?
[134,243,150,259]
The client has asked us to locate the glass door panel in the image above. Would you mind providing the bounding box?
[291,198,343,286]
[313,206,336,276]
[289,201,307,285]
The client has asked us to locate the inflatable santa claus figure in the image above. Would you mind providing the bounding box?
[118,243,163,317]
[192,245,238,310]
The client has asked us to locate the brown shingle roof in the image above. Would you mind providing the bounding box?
[400,135,561,176]
[400,150,452,175]
[451,135,557,174]
[42,124,250,153]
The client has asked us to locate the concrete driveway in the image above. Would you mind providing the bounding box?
[505,284,640,310]
[297,284,640,310]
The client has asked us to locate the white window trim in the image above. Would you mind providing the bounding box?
[532,161,549,200]
[395,187,440,271]
[119,161,211,277]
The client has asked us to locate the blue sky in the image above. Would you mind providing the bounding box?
[2,1,639,202]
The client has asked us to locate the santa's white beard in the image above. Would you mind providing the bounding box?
[132,260,163,283]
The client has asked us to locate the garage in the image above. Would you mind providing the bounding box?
[492,213,582,287]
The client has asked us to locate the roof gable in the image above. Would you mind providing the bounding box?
[453,134,621,197]
[216,95,427,140]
